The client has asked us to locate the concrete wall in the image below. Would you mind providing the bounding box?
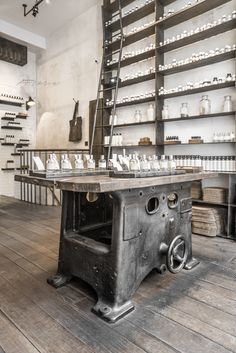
[36,0,235,162]
[0,52,36,197]
[36,0,102,149]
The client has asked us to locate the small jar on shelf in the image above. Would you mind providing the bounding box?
[162,105,169,120]
[200,95,211,115]
[223,95,233,112]
[180,103,189,117]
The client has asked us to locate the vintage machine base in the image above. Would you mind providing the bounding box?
[47,179,200,322]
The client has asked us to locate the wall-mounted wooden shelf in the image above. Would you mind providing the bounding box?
[104,144,156,148]
[156,19,236,54]
[96,120,155,129]
[158,50,236,76]
[1,117,15,121]
[108,0,134,13]
[114,96,155,108]
[1,142,29,147]
[107,48,155,71]
[0,99,23,107]
[161,141,235,146]
[108,1,155,32]
[161,111,236,122]
[11,153,21,156]
[120,72,155,87]
[159,81,235,99]
[16,115,28,119]
[1,168,15,171]
[157,0,232,30]
[1,126,22,130]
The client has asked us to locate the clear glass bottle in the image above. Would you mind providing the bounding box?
[168,155,176,172]
[61,154,72,170]
[140,155,150,171]
[162,105,169,120]
[87,155,96,170]
[147,104,155,121]
[75,154,84,169]
[160,155,168,171]
[151,155,160,171]
[134,110,142,123]
[46,154,56,170]
[200,95,211,115]
[180,103,189,117]
[223,95,233,112]
[98,155,107,169]
[130,154,139,171]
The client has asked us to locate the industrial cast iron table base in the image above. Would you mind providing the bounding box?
[47,175,203,322]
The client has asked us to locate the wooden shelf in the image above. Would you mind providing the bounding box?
[16,115,28,119]
[162,141,235,146]
[104,144,156,148]
[108,24,155,51]
[116,96,155,108]
[108,0,134,13]
[1,117,15,121]
[1,168,15,171]
[159,81,235,99]
[107,48,155,71]
[159,0,177,5]
[108,1,155,32]
[1,143,29,147]
[96,120,155,129]
[192,199,229,207]
[157,0,232,30]
[0,99,23,107]
[156,19,236,54]
[158,50,236,76]
[11,153,21,156]
[120,72,155,87]
[1,126,22,130]
[161,111,236,122]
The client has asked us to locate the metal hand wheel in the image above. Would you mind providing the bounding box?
[167,235,188,274]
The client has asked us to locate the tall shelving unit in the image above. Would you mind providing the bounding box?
[93,0,235,237]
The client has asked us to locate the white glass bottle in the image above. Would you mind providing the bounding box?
[134,110,142,123]
[200,95,211,115]
[87,155,96,170]
[140,155,150,171]
[168,155,176,172]
[75,154,84,169]
[130,154,139,171]
[47,154,57,170]
[223,95,233,112]
[162,105,169,120]
[160,155,168,171]
[180,103,189,117]
[147,104,155,121]
[98,155,107,169]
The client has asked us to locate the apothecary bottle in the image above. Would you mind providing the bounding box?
[98,155,107,169]
[200,95,211,115]
[134,110,142,123]
[162,105,169,120]
[147,104,155,121]
[130,154,139,171]
[223,95,233,112]
[180,103,189,117]
[75,154,84,169]
[87,155,96,170]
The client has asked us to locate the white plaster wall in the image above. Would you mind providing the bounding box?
[36,0,235,159]
[36,1,103,149]
[0,52,36,197]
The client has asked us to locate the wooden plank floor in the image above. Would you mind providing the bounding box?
[0,195,236,353]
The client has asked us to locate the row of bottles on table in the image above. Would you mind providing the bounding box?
[45,153,177,173]
[175,155,236,172]
[162,95,234,119]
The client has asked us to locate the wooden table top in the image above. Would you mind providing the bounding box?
[55,172,218,193]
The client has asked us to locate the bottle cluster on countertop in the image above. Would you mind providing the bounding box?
[175,155,236,172]
[44,153,178,173]
[0,94,24,104]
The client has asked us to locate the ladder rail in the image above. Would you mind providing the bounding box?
[90,54,104,155]
[107,0,124,162]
